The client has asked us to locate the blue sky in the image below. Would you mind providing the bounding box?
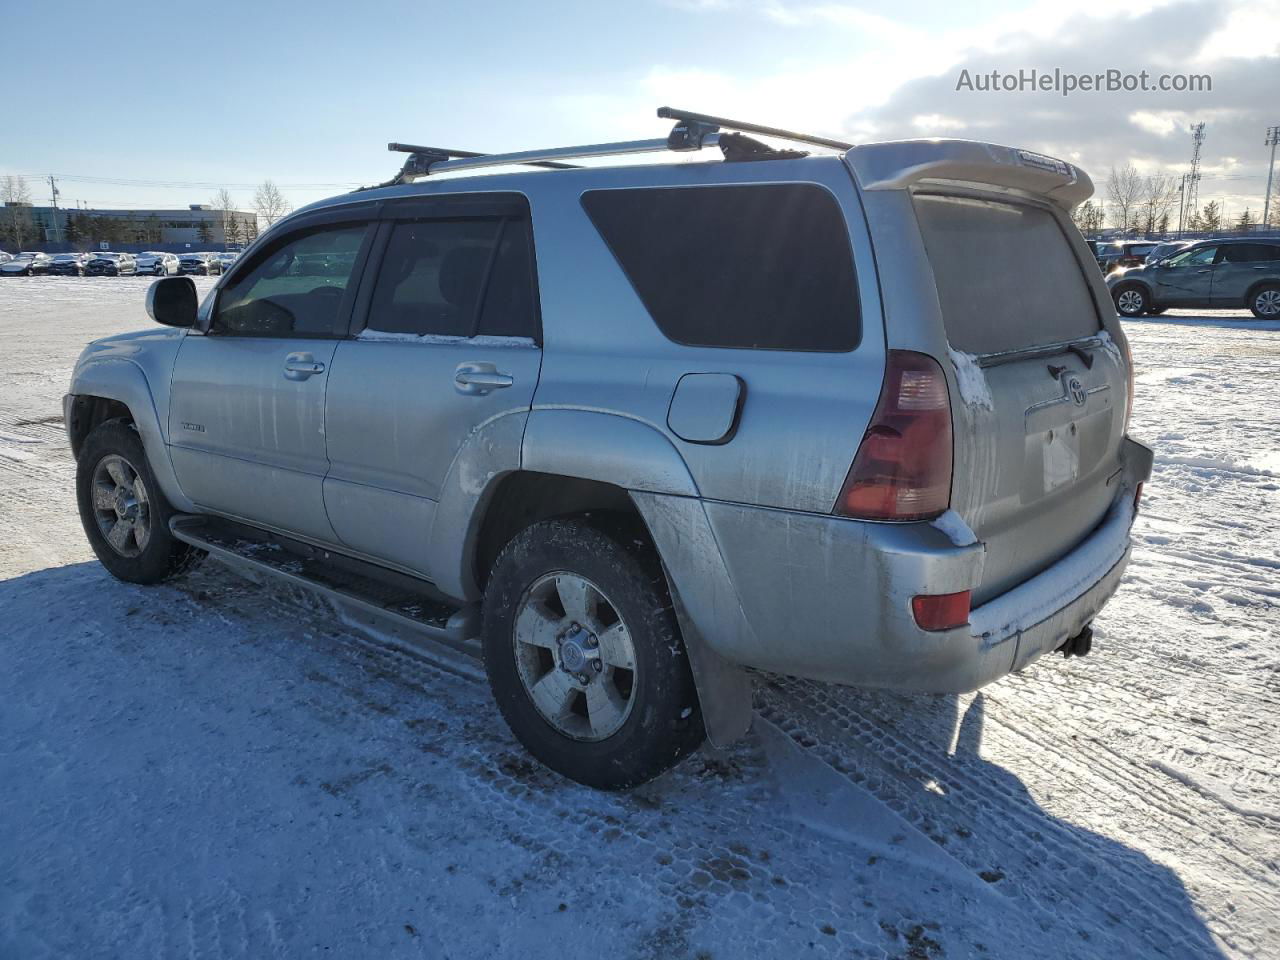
[4,0,1277,217]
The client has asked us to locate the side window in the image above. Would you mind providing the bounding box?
[581,184,860,351]
[212,222,370,337]
[1170,246,1216,267]
[364,217,538,339]
[1223,244,1278,263]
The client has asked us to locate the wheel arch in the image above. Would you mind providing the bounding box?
[1244,277,1280,308]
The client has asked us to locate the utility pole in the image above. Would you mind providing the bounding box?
[1176,175,1187,237]
[47,175,62,244]
[1264,124,1279,230]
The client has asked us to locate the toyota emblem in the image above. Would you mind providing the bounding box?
[1066,375,1087,406]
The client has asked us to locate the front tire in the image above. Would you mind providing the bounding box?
[1250,284,1280,320]
[481,516,705,790]
[1146,305,1168,315]
[1114,284,1147,318]
[76,420,203,584]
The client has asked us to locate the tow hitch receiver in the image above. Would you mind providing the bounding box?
[1061,625,1094,658]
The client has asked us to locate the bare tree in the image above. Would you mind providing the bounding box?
[1106,163,1143,236]
[1139,174,1180,236]
[1,175,35,250]
[253,180,291,227]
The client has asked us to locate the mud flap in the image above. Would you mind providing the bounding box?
[667,576,754,748]
[629,490,754,748]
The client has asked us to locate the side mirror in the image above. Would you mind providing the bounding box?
[146,276,197,328]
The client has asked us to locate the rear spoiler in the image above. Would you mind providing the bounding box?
[845,139,1093,210]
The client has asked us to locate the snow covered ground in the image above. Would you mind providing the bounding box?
[1,277,1277,959]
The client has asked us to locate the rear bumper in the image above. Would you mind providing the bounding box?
[639,438,1153,693]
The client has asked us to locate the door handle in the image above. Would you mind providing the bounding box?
[283,352,325,380]
[1195,269,1211,274]
[455,362,513,395]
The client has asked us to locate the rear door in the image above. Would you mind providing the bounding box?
[1211,243,1276,304]
[168,211,376,542]
[913,192,1128,602]
[321,194,543,576]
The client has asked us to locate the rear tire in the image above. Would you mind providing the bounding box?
[481,516,705,790]
[1113,284,1148,318]
[1249,284,1280,320]
[76,420,203,584]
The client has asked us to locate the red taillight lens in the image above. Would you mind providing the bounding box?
[912,591,971,632]
[835,350,953,521]
[1133,481,1143,511]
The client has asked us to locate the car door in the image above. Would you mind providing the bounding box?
[1211,243,1274,305]
[1151,244,1217,306]
[322,193,542,577]
[168,210,377,542]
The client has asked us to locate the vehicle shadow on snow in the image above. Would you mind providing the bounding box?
[0,562,1228,959]
[755,680,1227,958]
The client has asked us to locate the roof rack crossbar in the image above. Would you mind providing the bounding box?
[387,143,579,171]
[656,106,853,151]
[423,136,719,175]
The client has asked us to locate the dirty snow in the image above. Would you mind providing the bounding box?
[930,509,978,547]
[946,348,994,410]
[1,277,1278,958]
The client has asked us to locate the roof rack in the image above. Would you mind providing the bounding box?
[384,107,853,183]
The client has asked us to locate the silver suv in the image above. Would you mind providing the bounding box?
[65,109,1152,789]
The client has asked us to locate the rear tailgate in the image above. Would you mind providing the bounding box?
[846,141,1130,604]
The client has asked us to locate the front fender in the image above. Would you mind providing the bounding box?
[68,348,193,512]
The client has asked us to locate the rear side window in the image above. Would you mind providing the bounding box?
[1221,243,1280,263]
[914,195,1100,354]
[582,184,860,351]
[365,218,538,339]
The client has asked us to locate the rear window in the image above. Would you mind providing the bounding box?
[915,194,1100,354]
[582,184,860,352]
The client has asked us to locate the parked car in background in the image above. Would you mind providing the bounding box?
[215,251,239,271]
[47,253,92,276]
[135,252,180,276]
[178,252,223,276]
[64,130,1152,788]
[0,251,13,265]
[85,252,137,276]
[1096,240,1159,273]
[1144,240,1194,264]
[1108,238,1280,319]
[1,252,54,276]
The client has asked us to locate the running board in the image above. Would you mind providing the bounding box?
[169,515,482,678]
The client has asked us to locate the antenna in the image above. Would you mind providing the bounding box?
[1185,122,1206,225]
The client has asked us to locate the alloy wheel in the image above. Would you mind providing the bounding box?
[1255,289,1280,317]
[1116,289,1144,316]
[91,454,152,558]
[512,572,638,742]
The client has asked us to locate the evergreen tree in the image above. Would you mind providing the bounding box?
[1200,201,1222,234]
[64,214,81,245]
[197,219,212,244]
[1236,208,1255,234]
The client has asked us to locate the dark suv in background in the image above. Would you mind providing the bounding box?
[1108,239,1280,318]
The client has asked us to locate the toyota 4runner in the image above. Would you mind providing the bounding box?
[66,109,1153,789]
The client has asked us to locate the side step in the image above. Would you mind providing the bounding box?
[170,515,483,678]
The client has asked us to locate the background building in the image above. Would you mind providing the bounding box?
[1,202,258,253]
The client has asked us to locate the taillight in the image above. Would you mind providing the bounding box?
[1133,481,1143,511]
[912,591,971,631]
[835,350,953,521]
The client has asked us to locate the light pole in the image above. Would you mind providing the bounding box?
[1264,125,1279,231]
